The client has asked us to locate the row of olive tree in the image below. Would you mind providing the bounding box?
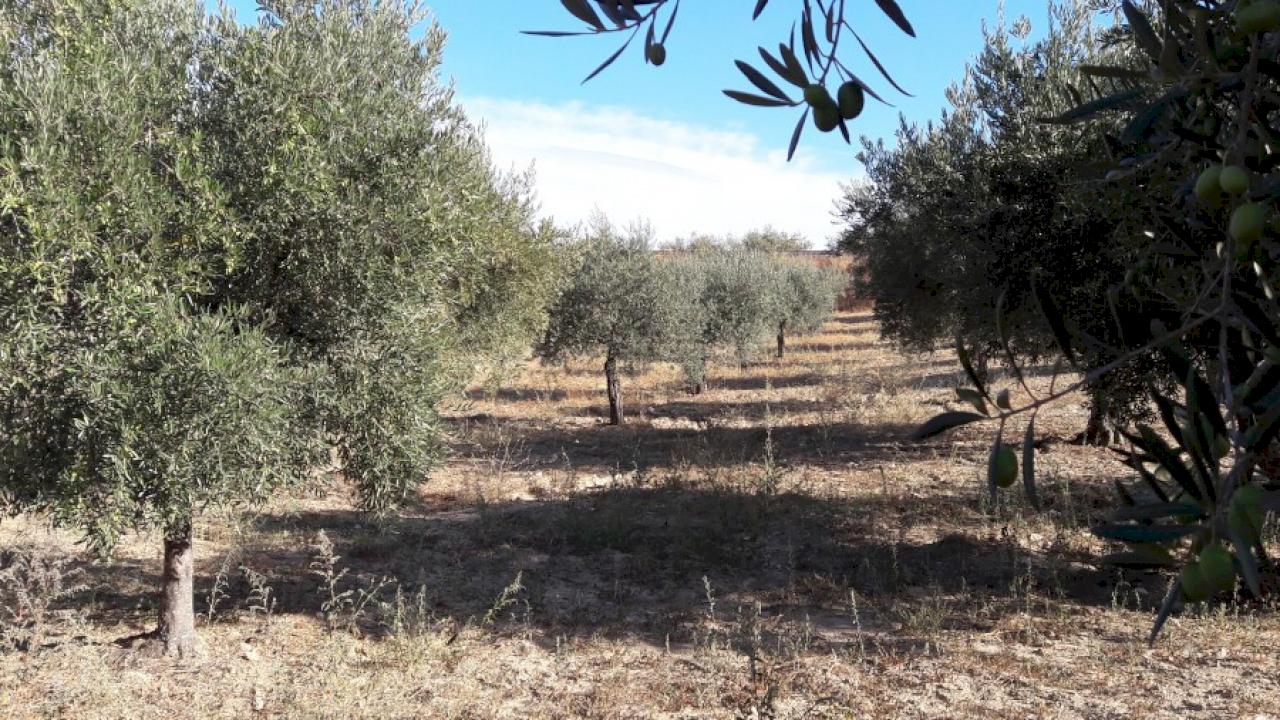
[538,217,842,423]
[663,226,810,255]
[0,0,561,656]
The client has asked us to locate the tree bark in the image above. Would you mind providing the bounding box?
[157,521,197,657]
[776,321,786,359]
[605,354,623,425]
[1082,395,1116,446]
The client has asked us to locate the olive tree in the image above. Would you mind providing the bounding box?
[538,217,690,424]
[658,254,715,392]
[739,226,810,254]
[0,0,555,656]
[915,0,1280,639]
[699,251,782,366]
[661,250,841,388]
[836,1,1163,443]
[770,261,844,358]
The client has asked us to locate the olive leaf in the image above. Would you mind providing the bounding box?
[912,411,986,440]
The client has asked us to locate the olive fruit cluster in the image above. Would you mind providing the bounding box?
[1193,163,1275,257]
[1179,487,1264,602]
[803,81,865,132]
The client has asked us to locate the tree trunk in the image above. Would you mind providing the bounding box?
[692,382,704,395]
[157,521,196,657]
[605,355,623,425]
[776,321,786,359]
[1082,395,1116,446]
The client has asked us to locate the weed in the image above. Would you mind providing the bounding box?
[480,571,527,627]
[203,548,240,624]
[308,530,395,635]
[0,549,84,653]
[240,564,277,623]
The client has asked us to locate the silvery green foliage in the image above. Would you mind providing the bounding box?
[909,0,1280,641]
[698,250,781,365]
[538,217,683,370]
[738,227,809,254]
[772,261,845,336]
[657,255,712,386]
[838,0,1159,428]
[0,0,556,548]
[664,250,842,384]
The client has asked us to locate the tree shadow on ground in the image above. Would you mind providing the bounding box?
[643,398,830,423]
[827,313,877,328]
[462,387,571,403]
[47,480,1181,655]
[446,415,921,472]
[709,373,826,392]
[514,397,835,424]
[782,340,879,353]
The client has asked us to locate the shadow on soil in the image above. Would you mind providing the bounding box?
[25,310,1183,653]
[707,373,826,392]
[54,480,1173,655]
[446,415,920,472]
[462,387,571,403]
[827,314,878,328]
[781,340,879,353]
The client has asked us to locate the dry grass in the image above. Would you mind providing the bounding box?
[2,308,1277,719]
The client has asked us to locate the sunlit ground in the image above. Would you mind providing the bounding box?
[2,308,1276,719]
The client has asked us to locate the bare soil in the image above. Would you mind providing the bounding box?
[2,309,1277,719]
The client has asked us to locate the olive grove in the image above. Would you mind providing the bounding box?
[538,0,1280,641]
[542,223,843,414]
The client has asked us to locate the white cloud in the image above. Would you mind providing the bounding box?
[461,96,851,248]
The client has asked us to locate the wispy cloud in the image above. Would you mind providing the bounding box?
[461,96,852,248]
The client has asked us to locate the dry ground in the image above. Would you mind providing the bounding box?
[2,308,1278,719]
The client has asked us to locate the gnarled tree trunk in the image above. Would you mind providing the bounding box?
[776,321,787,359]
[604,354,623,425]
[1082,394,1117,446]
[157,521,196,657]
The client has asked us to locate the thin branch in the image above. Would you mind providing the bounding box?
[985,311,1217,424]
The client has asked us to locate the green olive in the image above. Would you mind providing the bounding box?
[1199,543,1235,593]
[1180,562,1212,602]
[1230,203,1269,245]
[1219,165,1250,195]
[1194,166,1224,204]
[804,84,835,110]
[812,105,840,132]
[1229,485,1265,543]
[991,445,1018,488]
[646,43,667,66]
[837,82,865,120]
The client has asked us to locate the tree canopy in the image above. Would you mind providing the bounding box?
[839,0,1160,439]
[0,0,558,655]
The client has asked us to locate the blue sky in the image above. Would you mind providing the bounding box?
[216,1,1059,246]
